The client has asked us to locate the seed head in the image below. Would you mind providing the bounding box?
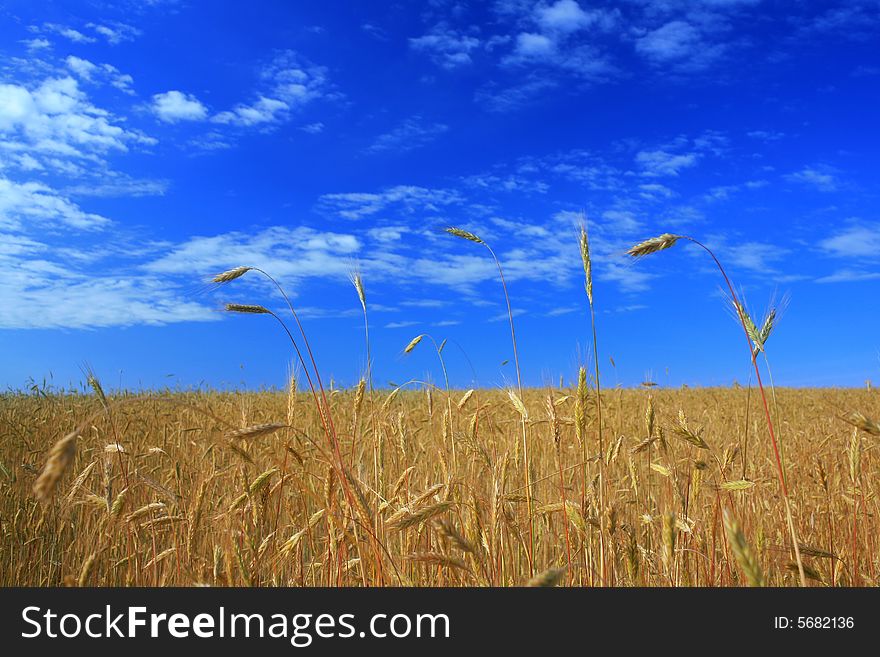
[225,303,270,314]
[445,227,484,244]
[626,233,681,258]
[212,266,252,283]
[404,334,424,354]
[579,223,593,305]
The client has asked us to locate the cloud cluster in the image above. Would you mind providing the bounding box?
[150,51,333,130]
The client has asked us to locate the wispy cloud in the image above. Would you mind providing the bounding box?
[409,25,481,69]
[365,116,449,154]
[0,178,110,231]
[211,51,331,127]
[86,21,141,45]
[40,22,96,44]
[819,221,880,258]
[636,149,700,176]
[318,185,463,220]
[786,165,840,192]
[65,56,134,94]
[815,269,880,284]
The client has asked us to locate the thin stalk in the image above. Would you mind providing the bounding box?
[587,299,608,585]
[483,244,534,577]
[444,228,534,576]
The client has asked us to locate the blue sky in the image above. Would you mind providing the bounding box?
[1,0,879,391]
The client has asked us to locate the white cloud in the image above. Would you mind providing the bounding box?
[636,21,700,61]
[65,56,98,80]
[747,130,784,141]
[64,177,168,198]
[0,260,216,329]
[512,32,556,59]
[23,38,51,51]
[636,149,699,176]
[502,33,613,80]
[187,131,233,152]
[537,1,590,32]
[0,177,110,231]
[42,23,96,44]
[410,26,481,69]
[210,52,330,127]
[144,226,363,280]
[212,96,287,127]
[638,183,675,198]
[819,222,880,258]
[634,20,726,70]
[151,90,209,123]
[536,1,616,34]
[546,306,578,316]
[0,76,151,162]
[475,77,558,112]
[87,22,140,45]
[725,241,786,273]
[319,185,463,220]
[601,210,641,233]
[815,269,880,284]
[786,165,839,192]
[366,117,449,154]
[65,57,135,94]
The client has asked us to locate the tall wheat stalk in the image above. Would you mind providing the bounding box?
[445,227,535,575]
[578,221,608,585]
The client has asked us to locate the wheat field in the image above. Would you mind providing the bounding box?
[2,230,878,587]
[2,384,877,587]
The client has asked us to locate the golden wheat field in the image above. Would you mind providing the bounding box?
[2,382,877,587]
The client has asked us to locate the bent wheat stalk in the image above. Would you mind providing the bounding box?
[445,227,535,576]
[627,233,807,586]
